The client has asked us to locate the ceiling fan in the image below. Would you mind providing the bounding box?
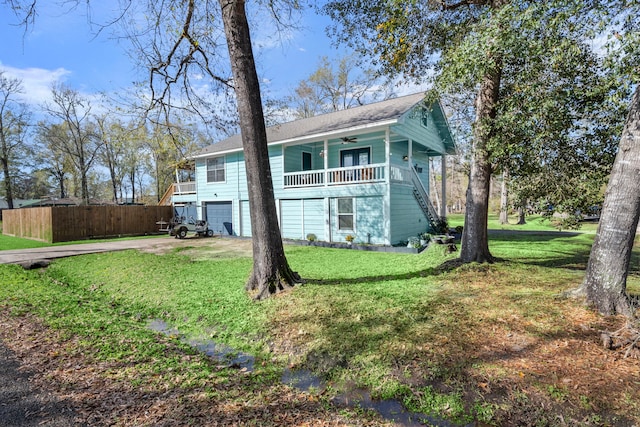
[340,136,358,144]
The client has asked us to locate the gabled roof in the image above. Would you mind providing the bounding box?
[194,92,436,158]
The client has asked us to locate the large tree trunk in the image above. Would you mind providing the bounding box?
[106,156,118,203]
[220,0,300,300]
[579,85,640,317]
[517,205,526,225]
[130,169,136,203]
[460,63,502,263]
[80,172,89,205]
[55,170,66,199]
[499,169,509,225]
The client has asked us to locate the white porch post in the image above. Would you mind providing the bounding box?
[325,197,331,242]
[323,138,329,186]
[384,128,391,245]
[441,154,447,218]
[324,138,331,241]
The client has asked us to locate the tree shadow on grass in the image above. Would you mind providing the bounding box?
[303,266,448,287]
[283,276,638,425]
[488,229,594,269]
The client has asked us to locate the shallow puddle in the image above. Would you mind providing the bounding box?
[148,319,255,370]
[282,368,462,427]
[332,388,461,427]
[149,319,471,426]
[281,368,325,392]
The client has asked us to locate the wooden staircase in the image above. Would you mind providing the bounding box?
[410,167,440,231]
[158,183,175,206]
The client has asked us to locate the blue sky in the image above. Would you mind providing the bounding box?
[0,3,379,109]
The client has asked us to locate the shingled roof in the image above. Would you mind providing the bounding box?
[194,93,430,157]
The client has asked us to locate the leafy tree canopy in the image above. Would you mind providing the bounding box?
[324,0,639,222]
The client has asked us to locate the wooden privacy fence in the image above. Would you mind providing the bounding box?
[3,205,173,243]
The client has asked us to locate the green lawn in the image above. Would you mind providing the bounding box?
[447,213,600,233]
[0,220,50,249]
[0,220,165,250]
[1,220,638,425]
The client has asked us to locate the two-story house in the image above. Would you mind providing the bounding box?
[169,92,456,246]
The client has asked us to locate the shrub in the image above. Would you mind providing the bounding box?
[306,233,317,242]
[408,236,422,248]
[432,217,449,235]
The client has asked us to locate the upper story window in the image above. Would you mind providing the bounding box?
[207,156,225,183]
[421,107,429,128]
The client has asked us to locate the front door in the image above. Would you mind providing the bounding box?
[341,148,370,181]
[340,147,370,167]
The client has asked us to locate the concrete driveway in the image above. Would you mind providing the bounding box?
[0,237,184,268]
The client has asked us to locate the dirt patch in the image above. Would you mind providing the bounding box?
[140,236,254,259]
[0,309,392,427]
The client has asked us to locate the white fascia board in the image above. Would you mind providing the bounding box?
[191,120,398,159]
[192,148,240,159]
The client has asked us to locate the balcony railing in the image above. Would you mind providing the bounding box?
[283,170,325,187]
[174,182,196,194]
[283,164,386,189]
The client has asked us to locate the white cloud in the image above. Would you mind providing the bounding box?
[0,64,71,105]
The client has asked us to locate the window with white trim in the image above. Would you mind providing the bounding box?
[207,156,225,183]
[337,198,354,230]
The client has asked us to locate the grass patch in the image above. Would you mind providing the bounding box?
[1,230,639,425]
[0,229,166,251]
[448,213,600,233]
[0,231,51,250]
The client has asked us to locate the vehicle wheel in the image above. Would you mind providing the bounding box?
[178,228,188,239]
[206,229,214,237]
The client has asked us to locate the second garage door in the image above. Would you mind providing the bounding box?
[280,198,325,241]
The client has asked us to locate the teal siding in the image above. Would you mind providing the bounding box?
[326,133,386,169]
[389,141,408,168]
[330,196,385,244]
[393,106,447,154]
[389,184,429,244]
[269,146,283,193]
[355,196,385,244]
[196,152,246,205]
[389,139,430,192]
[278,198,326,241]
[280,199,303,240]
[284,144,319,172]
[303,199,325,241]
[240,200,251,236]
[411,151,430,193]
